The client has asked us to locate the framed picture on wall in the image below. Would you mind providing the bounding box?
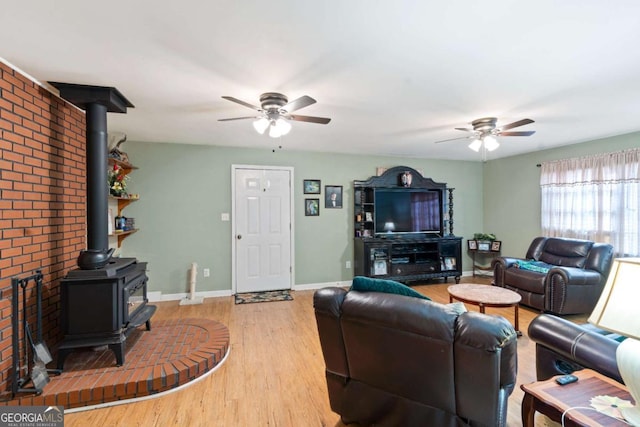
[305,198,319,216]
[303,179,321,194]
[325,185,343,208]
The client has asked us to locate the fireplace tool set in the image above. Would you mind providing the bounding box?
[11,270,59,396]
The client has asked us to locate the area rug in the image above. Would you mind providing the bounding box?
[235,289,293,304]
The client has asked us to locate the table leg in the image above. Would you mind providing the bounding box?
[514,304,522,336]
[479,303,485,314]
[521,392,536,427]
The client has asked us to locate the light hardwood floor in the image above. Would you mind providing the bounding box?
[64,277,587,427]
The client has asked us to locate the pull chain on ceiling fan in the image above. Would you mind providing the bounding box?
[435,117,536,159]
[219,92,331,138]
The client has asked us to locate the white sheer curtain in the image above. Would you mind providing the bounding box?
[540,148,640,256]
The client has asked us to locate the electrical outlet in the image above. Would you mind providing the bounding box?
[203,268,210,277]
[221,213,230,221]
[345,261,351,269]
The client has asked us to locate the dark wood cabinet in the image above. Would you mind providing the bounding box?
[353,166,461,283]
[354,237,462,283]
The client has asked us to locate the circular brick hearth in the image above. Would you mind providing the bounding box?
[2,318,230,410]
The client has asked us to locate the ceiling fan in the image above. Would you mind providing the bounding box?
[435,117,536,153]
[219,92,331,138]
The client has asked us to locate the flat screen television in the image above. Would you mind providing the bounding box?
[374,188,443,236]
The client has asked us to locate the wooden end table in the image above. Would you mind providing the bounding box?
[447,283,521,335]
[521,369,633,427]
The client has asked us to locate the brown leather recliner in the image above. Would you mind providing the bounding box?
[492,237,614,315]
[528,313,622,383]
[313,287,518,427]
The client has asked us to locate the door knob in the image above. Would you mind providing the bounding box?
[237,235,242,240]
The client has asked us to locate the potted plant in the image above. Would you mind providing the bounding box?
[108,163,129,197]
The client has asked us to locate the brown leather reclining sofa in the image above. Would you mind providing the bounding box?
[492,237,614,315]
[313,287,518,427]
[528,313,622,383]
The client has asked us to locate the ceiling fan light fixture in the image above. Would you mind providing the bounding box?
[484,135,499,151]
[253,117,270,135]
[468,138,482,152]
[269,118,291,138]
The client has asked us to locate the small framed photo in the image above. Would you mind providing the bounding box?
[373,260,387,276]
[491,240,502,252]
[443,257,457,271]
[325,185,343,208]
[365,212,373,222]
[303,179,321,194]
[478,241,491,251]
[467,239,477,250]
[305,198,319,216]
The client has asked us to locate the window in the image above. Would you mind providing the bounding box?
[540,149,640,256]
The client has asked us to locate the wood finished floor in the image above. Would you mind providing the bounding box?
[64,277,588,427]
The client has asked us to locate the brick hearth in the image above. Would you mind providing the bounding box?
[1,318,229,410]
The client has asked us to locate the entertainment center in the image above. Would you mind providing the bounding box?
[354,166,462,283]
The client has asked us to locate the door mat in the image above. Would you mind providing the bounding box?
[235,289,293,304]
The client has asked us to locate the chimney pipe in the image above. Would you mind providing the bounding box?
[86,102,109,250]
[48,83,134,268]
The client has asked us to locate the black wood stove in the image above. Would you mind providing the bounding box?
[57,257,155,369]
[51,83,156,370]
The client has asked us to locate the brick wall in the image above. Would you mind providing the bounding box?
[0,61,86,398]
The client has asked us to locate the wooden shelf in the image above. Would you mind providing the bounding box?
[110,229,139,247]
[109,195,140,214]
[108,158,139,248]
[108,157,138,171]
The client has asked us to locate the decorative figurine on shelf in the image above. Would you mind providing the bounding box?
[108,163,129,197]
[400,171,413,187]
[108,132,129,164]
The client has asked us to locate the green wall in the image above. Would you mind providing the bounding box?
[484,131,640,257]
[120,143,483,295]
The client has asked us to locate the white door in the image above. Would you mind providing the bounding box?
[233,166,293,293]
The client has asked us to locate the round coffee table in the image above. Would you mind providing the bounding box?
[448,284,522,336]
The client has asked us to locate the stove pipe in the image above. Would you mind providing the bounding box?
[48,83,134,269]
[86,103,109,251]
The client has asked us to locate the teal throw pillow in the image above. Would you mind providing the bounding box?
[351,276,431,300]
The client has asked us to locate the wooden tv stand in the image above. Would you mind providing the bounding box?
[353,166,461,283]
[354,236,462,283]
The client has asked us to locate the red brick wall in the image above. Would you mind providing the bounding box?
[0,61,86,398]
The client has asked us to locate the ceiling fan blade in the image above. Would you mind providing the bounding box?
[288,114,331,124]
[500,118,534,131]
[282,95,316,113]
[218,116,261,122]
[454,127,473,132]
[500,130,536,137]
[434,136,470,144]
[221,96,261,111]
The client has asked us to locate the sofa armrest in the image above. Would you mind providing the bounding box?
[313,287,349,378]
[547,266,602,286]
[493,257,521,269]
[492,257,523,287]
[545,267,605,314]
[528,314,621,383]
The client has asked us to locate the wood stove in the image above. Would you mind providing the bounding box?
[51,83,156,370]
[57,258,156,369]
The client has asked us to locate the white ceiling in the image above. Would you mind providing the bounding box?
[3,1,640,161]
